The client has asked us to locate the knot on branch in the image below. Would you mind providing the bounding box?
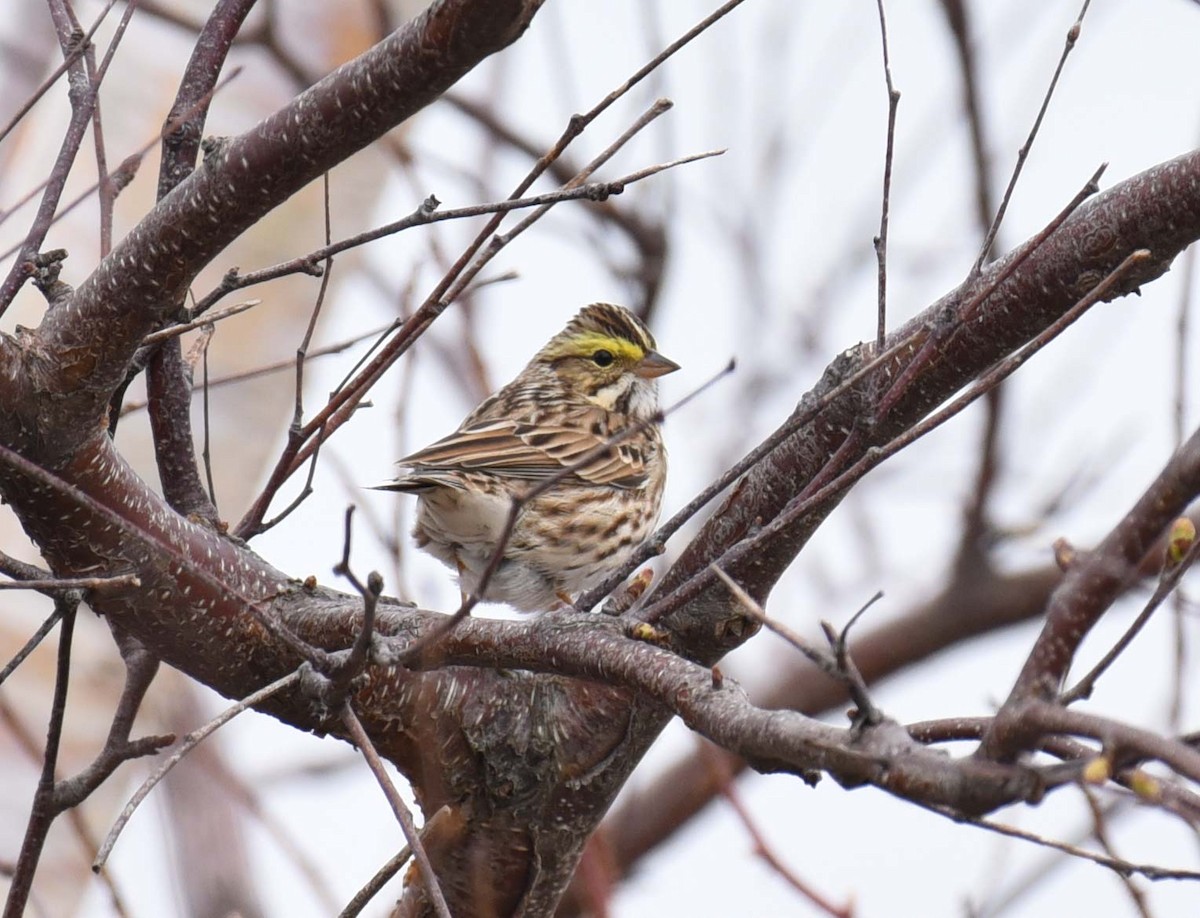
[296,658,369,730]
[32,250,73,308]
[584,182,619,201]
[200,135,231,165]
[66,27,87,55]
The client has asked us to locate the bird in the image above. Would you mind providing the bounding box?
[379,303,679,612]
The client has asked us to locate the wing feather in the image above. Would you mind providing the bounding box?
[398,408,647,488]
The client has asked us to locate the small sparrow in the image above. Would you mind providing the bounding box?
[380,303,678,611]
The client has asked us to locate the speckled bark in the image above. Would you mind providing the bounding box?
[653,150,1200,653]
[2,4,1200,914]
[589,150,1200,897]
[0,0,545,461]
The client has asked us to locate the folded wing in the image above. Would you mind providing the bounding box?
[397,409,647,489]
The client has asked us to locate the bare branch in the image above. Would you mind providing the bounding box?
[94,670,301,870]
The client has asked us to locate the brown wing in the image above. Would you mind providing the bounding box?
[398,408,647,489]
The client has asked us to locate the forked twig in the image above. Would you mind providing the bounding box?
[326,506,383,697]
[94,670,301,870]
[1061,530,1200,705]
[820,592,884,729]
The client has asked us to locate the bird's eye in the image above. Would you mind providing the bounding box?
[591,349,615,367]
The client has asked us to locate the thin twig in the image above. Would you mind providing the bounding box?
[139,299,261,345]
[121,321,397,414]
[194,150,718,315]
[0,1,117,148]
[0,610,64,689]
[1061,532,1200,704]
[293,172,335,432]
[53,630,169,810]
[1080,785,1153,918]
[872,0,900,353]
[926,803,1200,882]
[707,747,853,918]
[3,597,77,918]
[0,572,139,593]
[199,326,218,508]
[338,845,413,918]
[969,1,1092,279]
[250,174,338,536]
[328,507,383,694]
[638,249,1151,624]
[94,671,301,870]
[708,565,839,678]
[579,164,1107,612]
[447,99,681,302]
[820,592,885,728]
[875,163,1107,429]
[89,0,140,257]
[1169,201,1199,730]
[0,0,132,315]
[340,703,451,918]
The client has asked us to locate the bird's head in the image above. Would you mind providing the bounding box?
[534,303,679,419]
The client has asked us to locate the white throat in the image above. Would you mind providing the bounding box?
[588,376,660,420]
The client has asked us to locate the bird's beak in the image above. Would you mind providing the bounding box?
[633,350,681,379]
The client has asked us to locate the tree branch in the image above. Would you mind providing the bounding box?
[0,0,546,461]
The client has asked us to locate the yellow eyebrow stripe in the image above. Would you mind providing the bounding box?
[550,332,645,361]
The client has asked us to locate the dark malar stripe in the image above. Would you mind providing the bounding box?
[614,386,635,415]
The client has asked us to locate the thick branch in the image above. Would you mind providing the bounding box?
[0,0,545,462]
[141,0,258,522]
[0,21,1198,912]
[649,150,1200,658]
[982,426,1200,759]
